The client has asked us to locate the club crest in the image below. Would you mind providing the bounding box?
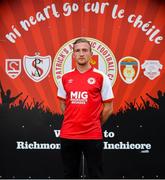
[5,59,21,79]
[141,60,163,80]
[87,77,96,85]
[23,54,51,82]
[118,56,140,84]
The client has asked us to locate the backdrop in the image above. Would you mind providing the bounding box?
[0,0,165,179]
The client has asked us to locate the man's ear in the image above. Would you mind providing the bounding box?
[72,52,75,58]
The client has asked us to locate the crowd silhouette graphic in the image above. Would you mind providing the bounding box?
[0,81,165,179]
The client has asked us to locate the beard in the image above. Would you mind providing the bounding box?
[77,61,87,65]
[77,58,88,65]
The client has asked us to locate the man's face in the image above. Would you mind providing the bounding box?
[73,42,92,66]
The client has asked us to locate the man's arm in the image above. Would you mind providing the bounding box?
[59,98,66,114]
[10,92,23,103]
[101,101,113,125]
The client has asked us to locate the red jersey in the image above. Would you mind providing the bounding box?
[57,67,114,139]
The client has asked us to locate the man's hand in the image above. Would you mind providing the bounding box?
[101,101,113,125]
[59,98,66,114]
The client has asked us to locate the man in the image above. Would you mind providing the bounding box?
[57,38,114,178]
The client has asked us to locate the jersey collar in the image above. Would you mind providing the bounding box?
[76,66,93,74]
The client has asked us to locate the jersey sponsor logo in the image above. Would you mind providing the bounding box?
[118,56,140,84]
[141,60,163,80]
[53,37,117,87]
[5,59,21,79]
[87,77,96,85]
[68,79,73,84]
[23,54,51,82]
[70,91,88,104]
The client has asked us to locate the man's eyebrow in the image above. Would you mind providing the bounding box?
[74,49,80,51]
[75,48,89,50]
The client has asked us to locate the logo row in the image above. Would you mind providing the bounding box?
[6,54,51,82]
[5,54,163,84]
[118,56,163,84]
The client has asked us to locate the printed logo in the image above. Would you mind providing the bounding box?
[141,60,163,80]
[53,37,117,87]
[87,77,96,85]
[5,59,21,79]
[118,56,140,84]
[23,54,51,82]
[70,91,88,104]
[68,79,73,83]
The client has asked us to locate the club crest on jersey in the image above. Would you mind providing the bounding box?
[68,79,73,83]
[87,77,96,85]
[53,37,117,87]
[23,54,51,82]
[5,59,21,79]
[118,56,140,84]
[141,60,163,80]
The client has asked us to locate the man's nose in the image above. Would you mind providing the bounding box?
[80,51,84,56]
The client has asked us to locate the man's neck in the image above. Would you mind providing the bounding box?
[77,64,92,73]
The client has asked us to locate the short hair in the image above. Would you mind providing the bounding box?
[73,38,92,52]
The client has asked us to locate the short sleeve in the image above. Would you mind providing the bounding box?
[57,77,66,100]
[101,74,114,102]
